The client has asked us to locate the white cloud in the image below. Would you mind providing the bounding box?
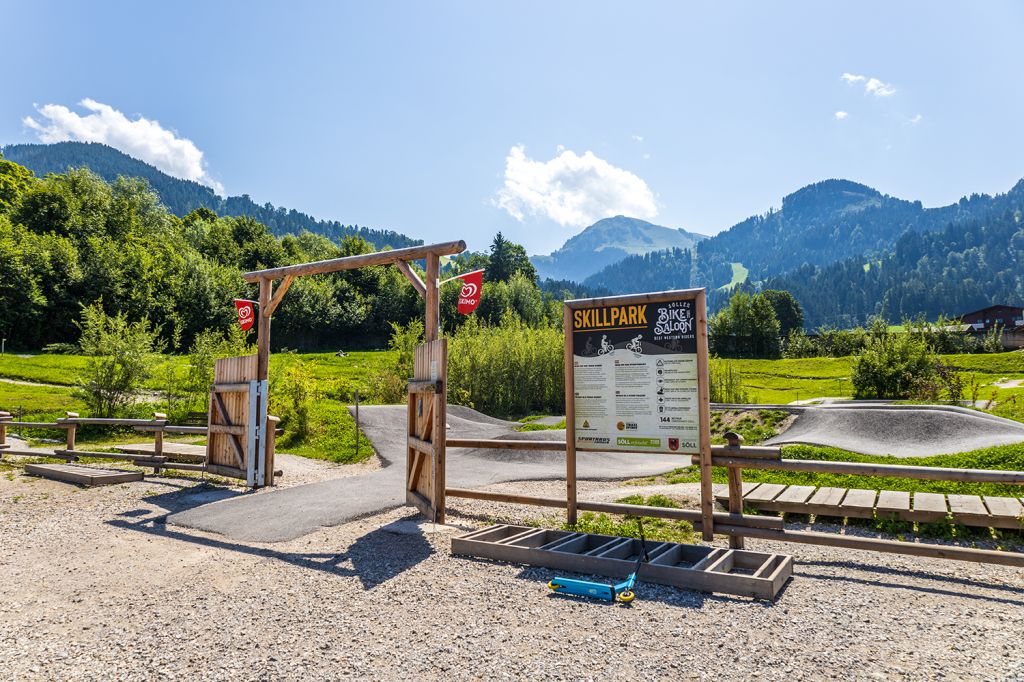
[834,111,849,120]
[907,113,923,124]
[864,78,896,97]
[24,99,224,194]
[631,134,644,142]
[642,153,651,160]
[495,145,657,227]
[841,73,897,97]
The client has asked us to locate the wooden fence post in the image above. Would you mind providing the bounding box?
[64,412,78,452]
[724,431,745,549]
[563,304,578,526]
[152,412,166,474]
[0,411,10,458]
[263,415,280,487]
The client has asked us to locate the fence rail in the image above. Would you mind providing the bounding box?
[0,410,206,474]
[445,434,1024,567]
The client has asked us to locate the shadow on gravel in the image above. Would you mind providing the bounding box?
[126,480,246,514]
[797,560,1024,606]
[106,514,433,590]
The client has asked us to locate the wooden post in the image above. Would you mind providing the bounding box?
[0,411,9,452]
[695,290,714,541]
[152,412,166,475]
[563,304,578,526]
[64,412,78,452]
[433,361,447,524]
[257,278,272,382]
[263,415,279,487]
[425,253,439,342]
[725,431,745,549]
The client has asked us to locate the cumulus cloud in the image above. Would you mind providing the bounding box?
[495,145,657,227]
[864,78,896,97]
[841,73,896,97]
[631,134,644,142]
[24,99,224,194]
[834,111,849,120]
[907,113,923,124]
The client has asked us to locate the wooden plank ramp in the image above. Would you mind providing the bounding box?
[24,463,143,486]
[114,443,206,463]
[714,484,1023,529]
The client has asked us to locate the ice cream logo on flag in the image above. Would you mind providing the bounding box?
[456,270,484,315]
[234,299,256,331]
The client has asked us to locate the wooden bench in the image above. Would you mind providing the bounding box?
[714,483,1024,530]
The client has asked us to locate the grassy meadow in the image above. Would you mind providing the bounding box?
[2,348,1023,463]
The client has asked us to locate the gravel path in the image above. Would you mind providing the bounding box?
[3,460,1024,680]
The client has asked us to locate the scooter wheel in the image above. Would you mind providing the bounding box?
[547,581,562,590]
[618,590,635,603]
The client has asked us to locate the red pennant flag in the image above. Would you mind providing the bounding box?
[456,270,484,315]
[234,299,256,330]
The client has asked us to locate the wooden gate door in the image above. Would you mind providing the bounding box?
[206,354,273,487]
[406,340,447,522]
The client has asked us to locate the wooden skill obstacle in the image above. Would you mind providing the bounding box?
[0,408,279,484]
[453,525,793,601]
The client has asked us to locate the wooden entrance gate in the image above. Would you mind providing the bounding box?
[407,340,447,522]
[239,240,466,495]
[205,354,276,487]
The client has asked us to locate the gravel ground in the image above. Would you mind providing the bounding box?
[2,459,1024,681]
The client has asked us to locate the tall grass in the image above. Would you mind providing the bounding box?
[447,313,563,418]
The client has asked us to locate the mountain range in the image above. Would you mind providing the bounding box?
[6,141,1021,327]
[1,142,421,250]
[530,215,706,282]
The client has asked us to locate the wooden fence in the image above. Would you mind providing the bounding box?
[444,435,1024,568]
[0,410,279,479]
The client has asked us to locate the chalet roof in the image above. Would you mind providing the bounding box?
[958,304,1024,318]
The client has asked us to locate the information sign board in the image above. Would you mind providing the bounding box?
[566,290,710,454]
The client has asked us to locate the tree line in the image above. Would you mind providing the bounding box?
[0,155,556,352]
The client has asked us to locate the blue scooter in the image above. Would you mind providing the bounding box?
[547,520,650,603]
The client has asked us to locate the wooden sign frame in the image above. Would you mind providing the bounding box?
[564,289,713,539]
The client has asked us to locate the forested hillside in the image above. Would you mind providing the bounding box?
[581,179,1024,327]
[766,208,1024,328]
[2,142,420,249]
[0,155,552,351]
[586,178,1024,296]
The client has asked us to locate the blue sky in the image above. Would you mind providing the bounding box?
[2,1,1023,254]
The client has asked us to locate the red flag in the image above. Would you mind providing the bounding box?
[234,299,256,330]
[456,270,484,315]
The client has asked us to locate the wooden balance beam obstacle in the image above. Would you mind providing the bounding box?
[0,411,281,485]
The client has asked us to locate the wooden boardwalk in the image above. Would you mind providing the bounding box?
[714,482,1024,530]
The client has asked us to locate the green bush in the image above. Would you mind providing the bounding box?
[368,319,423,404]
[447,313,563,418]
[851,318,937,399]
[271,356,323,444]
[75,301,164,416]
[708,357,750,403]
